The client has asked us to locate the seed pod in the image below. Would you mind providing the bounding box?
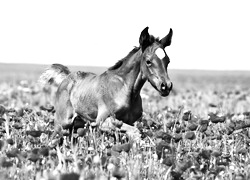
[211,149,222,157]
[204,129,213,136]
[15,107,24,117]
[226,127,234,135]
[175,125,182,133]
[182,111,191,121]
[155,131,172,143]
[187,123,198,131]
[175,160,192,173]
[173,133,182,143]
[165,120,174,129]
[185,131,196,140]
[0,140,5,151]
[216,134,222,140]
[12,123,23,130]
[162,155,175,166]
[144,130,153,137]
[6,148,20,158]
[112,142,132,153]
[39,147,50,157]
[109,156,120,166]
[0,118,6,125]
[199,124,208,132]
[156,140,174,159]
[209,113,226,123]
[0,157,13,168]
[77,128,87,137]
[199,149,211,160]
[28,152,40,163]
[243,112,250,116]
[208,103,217,107]
[112,166,126,179]
[26,130,42,138]
[6,138,14,145]
[101,155,108,167]
[237,148,248,155]
[20,151,28,158]
[0,105,6,117]
[199,119,209,125]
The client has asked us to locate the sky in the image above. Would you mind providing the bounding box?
[0,0,250,70]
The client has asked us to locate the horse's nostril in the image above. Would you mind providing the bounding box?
[161,82,172,91]
[161,83,166,91]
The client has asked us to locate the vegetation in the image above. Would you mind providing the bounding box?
[0,63,250,180]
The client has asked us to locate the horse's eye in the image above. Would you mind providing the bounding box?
[146,60,152,66]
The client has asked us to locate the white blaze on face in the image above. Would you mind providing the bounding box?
[155,48,165,59]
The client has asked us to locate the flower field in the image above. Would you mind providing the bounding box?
[0,64,250,180]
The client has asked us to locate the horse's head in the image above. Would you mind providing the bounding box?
[139,27,173,97]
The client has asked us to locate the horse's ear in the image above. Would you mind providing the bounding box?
[139,27,150,52]
[160,28,173,48]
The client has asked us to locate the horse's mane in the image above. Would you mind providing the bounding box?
[108,35,160,71]
[108,47,140,70]
[109,35,161,71]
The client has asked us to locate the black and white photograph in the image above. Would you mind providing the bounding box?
[0,1,250,179]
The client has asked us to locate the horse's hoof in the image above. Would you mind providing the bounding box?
[111,119,123,128]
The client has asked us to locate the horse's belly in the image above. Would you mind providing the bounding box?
[74,100,98,122]
[78,110,98,122]
[71,91,98,122]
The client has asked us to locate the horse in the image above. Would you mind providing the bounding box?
[39,27,173,138]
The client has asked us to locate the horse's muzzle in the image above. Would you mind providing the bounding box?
[160,81,173,96]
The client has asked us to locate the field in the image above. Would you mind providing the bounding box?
[1,63,250,180]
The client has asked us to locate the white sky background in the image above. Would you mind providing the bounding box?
[0,0,250,70]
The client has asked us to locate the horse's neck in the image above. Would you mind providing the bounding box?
[118,50,146,98]
[133,70,146,97]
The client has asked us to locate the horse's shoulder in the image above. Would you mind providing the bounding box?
[101,72,125,83]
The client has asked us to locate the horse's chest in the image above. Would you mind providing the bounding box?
[115,95,143,125]
[113,86,130,110]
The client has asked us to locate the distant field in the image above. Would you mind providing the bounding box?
[0,63,106,83]
[1,63,250,91]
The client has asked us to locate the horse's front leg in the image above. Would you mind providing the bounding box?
[117,120,141,140]
[95,107,140,139]
[94,109,123,133]
[101,117,141,140]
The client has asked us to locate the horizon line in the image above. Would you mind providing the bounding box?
[1,62,250,72]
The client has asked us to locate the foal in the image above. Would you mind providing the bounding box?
[40,27,173,137]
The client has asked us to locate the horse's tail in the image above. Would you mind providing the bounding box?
[39,64,71,86]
